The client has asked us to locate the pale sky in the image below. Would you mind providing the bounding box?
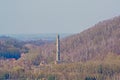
[0,0,120,34]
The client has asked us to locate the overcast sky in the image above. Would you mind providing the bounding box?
[0,0,120,34]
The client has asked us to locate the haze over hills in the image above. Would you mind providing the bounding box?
[1,33,71,41]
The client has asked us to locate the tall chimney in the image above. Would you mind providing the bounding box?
[56,34,60,63]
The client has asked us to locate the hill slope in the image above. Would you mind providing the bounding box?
[60,16,120,62]
[39,16,120,63]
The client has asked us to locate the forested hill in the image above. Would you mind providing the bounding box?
[40,16,120,63]
[0,36,28,59]
[60,16,120,62]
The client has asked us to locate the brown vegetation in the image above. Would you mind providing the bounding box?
[0,16,120,80]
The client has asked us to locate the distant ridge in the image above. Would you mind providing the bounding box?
[3,33,71,41]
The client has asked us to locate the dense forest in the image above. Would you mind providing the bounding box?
[0,16,120,80]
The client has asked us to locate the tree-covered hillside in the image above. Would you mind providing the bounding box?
[40,16,120,63]
[60,16,120,62]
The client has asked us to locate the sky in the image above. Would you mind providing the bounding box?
[0,0,120,34]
